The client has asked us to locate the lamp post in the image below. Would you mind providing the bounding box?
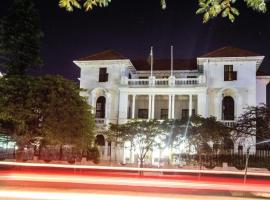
[244,139,270,184]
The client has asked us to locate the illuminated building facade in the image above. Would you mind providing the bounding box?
[74,46,270,163]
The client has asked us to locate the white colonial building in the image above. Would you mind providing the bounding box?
[74,46,270,163]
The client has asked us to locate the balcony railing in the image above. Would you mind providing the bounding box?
[128,79,149,87]
[175,78,198,85]
[95,118,106,125]
[221,120,235,128]
[121,75,206,88]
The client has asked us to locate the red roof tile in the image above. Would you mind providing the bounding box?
[78,50,126,61]
[132,59,197,71]
[201,46,262,58]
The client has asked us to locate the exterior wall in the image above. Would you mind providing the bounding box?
[200,58,258,119]
[75,60,132,125]
[256,77,270,105]
[75,55,266,159]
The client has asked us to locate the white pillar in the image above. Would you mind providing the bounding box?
[148,95,152,119]
[105,141,108,160]
[197,92,208,118]
[151,95,155,119]
[171,95,175,119]
[189,94,193,117]
[168,95,172,119]
[132,94,136,119]
[91,94,96,115]
[118,92,129,124]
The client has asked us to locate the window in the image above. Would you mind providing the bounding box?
[138,109,148,119]
[96,96,106,118]
[222,96,234,120]
[182,109,195,119]
[224,65,237,81]
[198,65,204,74]
[139,76,148,79]
[128,107,131,119]
[187,76,197,79]
[99,68,108,82]
[160,109,168,119]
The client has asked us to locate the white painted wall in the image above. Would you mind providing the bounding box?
[256,77,270,105]
[200,58,259,119]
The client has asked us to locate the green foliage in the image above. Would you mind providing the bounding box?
[58,0,268,23]
[59,0,111,12]
[0,75,95,151]
[87,146,100,164]
[234,104,270,141]
[107,119,168,167]
[0,0,43,75]
[196,0,266,23]
[37,75,95,150]
[188,115,231,153]
[0,76,41,147]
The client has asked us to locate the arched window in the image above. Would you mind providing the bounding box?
[96,96,106,118]
[95,135,105,146]
[222,96,234,120]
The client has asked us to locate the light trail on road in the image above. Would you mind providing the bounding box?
[1,161,270,177]
[0,187,266,200]
[0,173,270,193]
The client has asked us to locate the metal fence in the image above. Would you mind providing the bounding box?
[1,147,270,170]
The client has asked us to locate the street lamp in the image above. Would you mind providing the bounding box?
[244,139,270,184]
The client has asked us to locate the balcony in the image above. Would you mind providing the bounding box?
[121,75,206,88]
[221,120,235,128]
[95,118,106,126]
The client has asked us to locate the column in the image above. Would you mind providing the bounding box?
[91,94,96,115]
[132,94,136,119]
[151,95,155,119]
[118,92,129,124]
[105,141,108,160]
[189,94,193,117]
[198,92,208,118]
[171,95,175,119]
[148,95,152,119]
[168,95,172,119]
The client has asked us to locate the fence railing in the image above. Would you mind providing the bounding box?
[1,147,270,170]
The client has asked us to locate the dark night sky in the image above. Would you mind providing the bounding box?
[1,0,270,81]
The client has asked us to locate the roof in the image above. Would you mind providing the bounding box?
[131,59,197,71]
[78,50,126,61]
[256,70,270,76]
[200,46,262,58]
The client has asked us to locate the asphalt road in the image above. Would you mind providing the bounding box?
[0,161,270,199]
[0,186,268,200]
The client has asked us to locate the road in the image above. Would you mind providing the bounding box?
[0,161,270,199]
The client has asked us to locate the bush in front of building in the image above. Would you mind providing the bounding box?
[87,146,100,164]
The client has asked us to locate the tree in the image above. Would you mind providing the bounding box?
[107,120,167,168]
[0,75,95,160]
[0,0,43,75]
[234,105,270,148]
[58,0,267,23]
[188,115,231,154]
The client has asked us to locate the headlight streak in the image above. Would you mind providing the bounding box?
[0,173,270,193]
[0,161,270,177]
